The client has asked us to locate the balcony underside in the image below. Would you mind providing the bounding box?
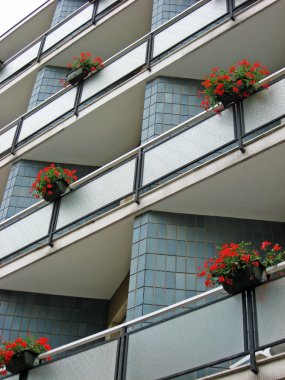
[0,126,284,299]
[0,0,284,203]
[0,1,56,62]
[0,0,153,129]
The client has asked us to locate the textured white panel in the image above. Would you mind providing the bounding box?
[256,277,285,346]
[153,0,227,57]
[235,0,248,6]
[29,341,118,380]
[0,125,16,154]
[18,87,77,141]
[97,0,118,13]
[126,295,244,380]
[142,109,234,186]
[56,159,136,229]
[0,205,53,258]
[0,42,40,83]
[81,42,147,102]
[43,6,93,52]
[244,80,285,133]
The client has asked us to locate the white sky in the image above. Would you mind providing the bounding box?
[0,0,47,35]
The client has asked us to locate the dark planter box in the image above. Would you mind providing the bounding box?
[6,350,37,373]
[217,92,241,108]
[66,66,89,85]
[222,263,265,295]
[43,179,69,202]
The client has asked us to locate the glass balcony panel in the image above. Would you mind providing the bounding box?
[126,295,244,380]
[81,42,147,102]
[43,6,93,52]
[243,80,285,133]
[152,0,227,58]
[18,87,77,142]
[28,340,118,380]
[0,42,41,83]
[256,277,285,347]
[97,0,119,13]
[0,204,53,259]
[56,158,136,229]
[0,125,17,155]
[7,376,19,380]
[142,109,234,186]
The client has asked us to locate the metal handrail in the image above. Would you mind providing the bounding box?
[38,261,285,359]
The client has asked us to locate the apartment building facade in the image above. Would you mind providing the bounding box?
[0,0,284,378]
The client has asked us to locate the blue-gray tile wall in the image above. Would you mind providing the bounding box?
[152,0,198,29]
[0,289,109,348]
[28,66,69,110]
[127,211,285,320]
[0,160,96,222]
[51,0,87,27]
[141,77,201,143]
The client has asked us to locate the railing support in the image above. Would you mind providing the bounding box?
[10,117,24,155]
[92,0,99,24]
[233,102,245,153]
[133,148,144,204]
[227,0,235,20]
[48,197,61,247]
[74,81,84,116]
[146,33,154,71]
[246,289,259,374]
[115,327,128,380]
[37,34,47,63]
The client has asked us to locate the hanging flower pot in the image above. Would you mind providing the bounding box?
[65,52,104,86]
[198,241,285,295]
[199,60,270,111]
[66,66,89,85]
[216,91,241,108]
[221,262,265,295]
[0,336,52,375]
[30,164,77,202]
[6,350,37,373]
[42,179,69,202]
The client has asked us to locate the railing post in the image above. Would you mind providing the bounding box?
[74,81,84,116]
[133,148,144,204]
[233,102,245,153]
[115,327,129,380]
[19,370,29,380]
[92,0,99,24]
[246,289,259,374]
[10,117,24,155]
[48,197,61,247]
[145,33,154,71]
[37,34,47,63]
[227,0,235,21]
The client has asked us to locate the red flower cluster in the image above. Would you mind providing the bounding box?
[30,163,77,199]
[67,52,104,73]
[199,59,270,110]
[0,335,52,375]
[260,241,284,267]
[198,241,284,288]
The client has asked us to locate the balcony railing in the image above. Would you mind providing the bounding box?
[0,0,259,158]
[0,0,122,86]
[0,68,284,265]
[4,263,285,379]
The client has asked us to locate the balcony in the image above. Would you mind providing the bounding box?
[4,264,285,379]
[0,0,283,192]
[0,69,284,298]
[0,1,56,62]
[0,0,153,128]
